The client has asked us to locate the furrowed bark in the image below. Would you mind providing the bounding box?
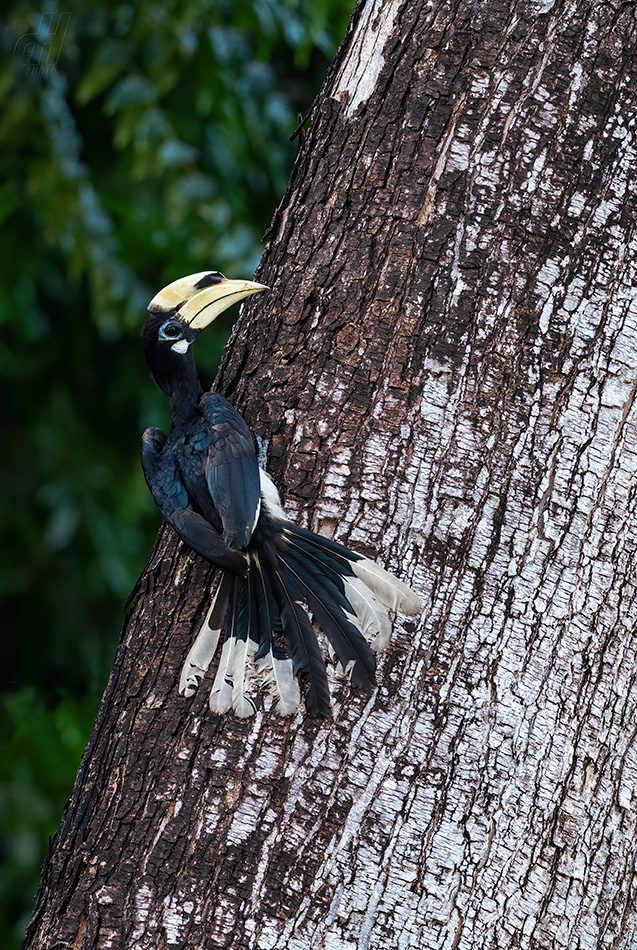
[24,1,637,948]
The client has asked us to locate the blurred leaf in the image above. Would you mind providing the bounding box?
[106,74,157,111]
[0,688,99,944]
[75,55,124,105]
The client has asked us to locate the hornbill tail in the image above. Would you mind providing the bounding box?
[179,504,420,718]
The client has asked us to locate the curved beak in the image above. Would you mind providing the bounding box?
[148,272,268,329]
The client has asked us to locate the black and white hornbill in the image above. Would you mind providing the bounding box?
[141,271,420,717]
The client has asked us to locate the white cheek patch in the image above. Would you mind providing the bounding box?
[171,339,190,354]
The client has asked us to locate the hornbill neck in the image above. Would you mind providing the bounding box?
[147,345,204,423]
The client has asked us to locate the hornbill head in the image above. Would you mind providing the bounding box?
[144,270,268,353]
[142,271,267,400]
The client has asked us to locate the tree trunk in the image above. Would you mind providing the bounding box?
[24,1,637,947]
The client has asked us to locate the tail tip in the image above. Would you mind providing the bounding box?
[402,591,422,616]
[179,666,204,697]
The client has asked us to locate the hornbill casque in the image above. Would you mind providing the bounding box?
[141,271,420,717]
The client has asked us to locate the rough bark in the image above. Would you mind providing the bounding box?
[24,1,637,948]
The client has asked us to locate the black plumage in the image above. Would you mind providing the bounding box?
[141,271,420,717]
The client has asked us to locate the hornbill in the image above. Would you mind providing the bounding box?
[141,271,420,717]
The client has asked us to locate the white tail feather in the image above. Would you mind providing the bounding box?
[256,651,300,716]
[351,557,420,615]
[232,638,257,718]
[259,469,287,520]
[341,576,392,651]
[179,587,225,697]
[209,637,235,714]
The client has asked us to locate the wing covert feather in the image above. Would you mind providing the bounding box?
[142,426,247,574]
[200,393,261,549]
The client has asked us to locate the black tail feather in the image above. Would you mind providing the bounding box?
[279,555,376,689]
[210,573,234,629]
[252,557,280,660]
[248,568,261,651]
[282,520,421,617]
[234,572,250,645]
[267,567,331,716]
[283,522,362,567]
[284,533,352,583]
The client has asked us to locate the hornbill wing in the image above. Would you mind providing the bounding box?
[142,426,247,575]
[200,393,261,549]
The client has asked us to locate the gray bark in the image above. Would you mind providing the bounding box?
[23,0,637,948]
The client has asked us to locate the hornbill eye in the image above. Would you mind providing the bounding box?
[161,321,183,340]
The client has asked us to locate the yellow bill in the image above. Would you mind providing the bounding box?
[148,271,268,329]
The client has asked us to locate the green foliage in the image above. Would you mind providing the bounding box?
[0,0,353,940]
[0,689,99,942]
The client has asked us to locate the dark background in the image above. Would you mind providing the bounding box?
[0,0,353,941]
